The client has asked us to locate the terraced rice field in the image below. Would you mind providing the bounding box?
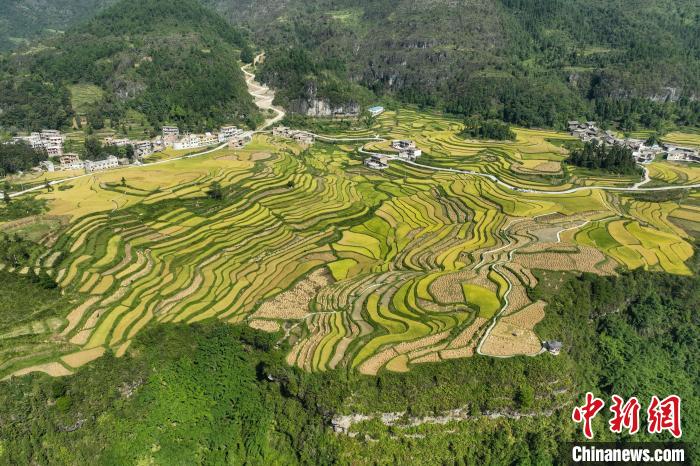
[663,130,700,148]
[648,161,700,185]
[2,111,700,379]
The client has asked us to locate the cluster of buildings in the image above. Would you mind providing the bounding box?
[272,126,315,145]
[16,123,254,176]
[103,137,155,158]
[39,154,128,173]
[363,140,424,170]
[12,130,65,157]
[391,140,423,161]
[164,125,251,150]
[568,121,700,164]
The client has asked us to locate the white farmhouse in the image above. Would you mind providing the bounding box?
[85,155,119,173]
[392,140,416,151]
[399,148,422,161]
[364,155,389,170]
[218,126,242,142]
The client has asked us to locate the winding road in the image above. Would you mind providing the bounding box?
[242,53,286,130]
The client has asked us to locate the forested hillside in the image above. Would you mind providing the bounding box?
[0,0,115,51]
[0,0,260,132]
[224,0,700,130]
[3,0,698,130]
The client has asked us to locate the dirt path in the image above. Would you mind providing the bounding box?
[243,53,286,130]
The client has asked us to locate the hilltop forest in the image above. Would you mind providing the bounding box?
[243,0,700,130]
[0,0,260,133]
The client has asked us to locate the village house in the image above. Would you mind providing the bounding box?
[11,129,64,156]
[85,155,119,173]
[273,126,293,138]
[40,130,64,157]
[272,126,314,145]
[151,137,165,152]
[543,340,563,355]
[173,134,202,150]
[228,133,252,149]
[104,137,131,147]
[12,133,43,150]
[201,132,218,147]
[364,154,389,170]
[134,140,153,157]
[398,147,422,161]
[368,106,385,117]
[292,132,315,145]
[218,126,242,142]
[162,126,180,146]
[632,145,658,163]
[392,140,416,151]
[667,147,700,162]
[59,154,85,171]
[162,126,180,138]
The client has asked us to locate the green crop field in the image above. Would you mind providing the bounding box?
[2,110,700,380]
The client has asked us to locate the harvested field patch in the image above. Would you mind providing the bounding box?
[5,362,73,380]
[253,268,332,320]
[447,317,487,349]
[249,319,281,332]
[61,347,106,368]
[480,301,545,357]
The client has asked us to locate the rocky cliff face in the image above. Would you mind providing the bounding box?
[287,82,360,117]
[288,98,360,117]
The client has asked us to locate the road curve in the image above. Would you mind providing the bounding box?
[242,53,286,130]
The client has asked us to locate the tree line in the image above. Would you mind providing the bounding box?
[567,141,640,175]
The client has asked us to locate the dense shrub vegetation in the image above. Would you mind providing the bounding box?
[239,0,700,129]
[3,0,699,131]
[0,142,48,176]
[567,141,640,174]
[459,116,516,141]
